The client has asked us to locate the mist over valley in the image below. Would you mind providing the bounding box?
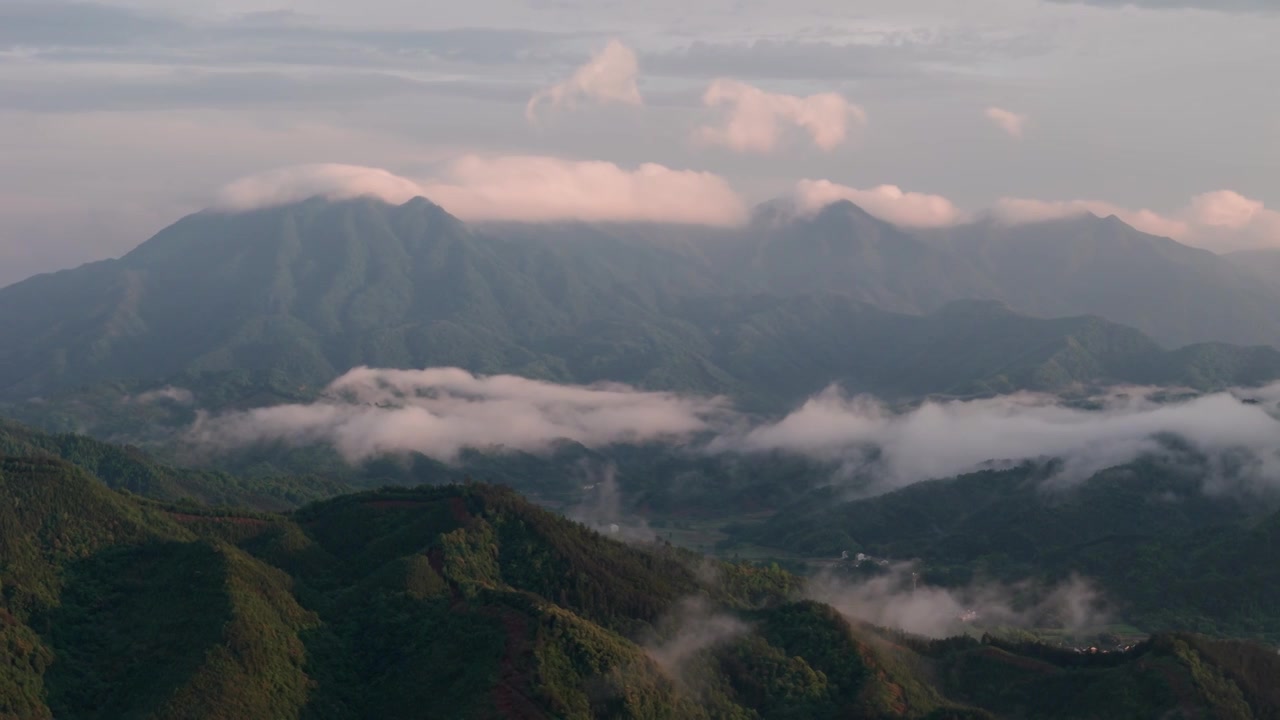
[4,1,1280,716]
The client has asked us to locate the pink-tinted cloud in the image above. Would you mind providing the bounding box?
[213,158,747,226]
[214,164,424,211]
[422,155,748,226]
[525,39,642,122]
[993,191,1280,251]
[1187,191,1278,232]
[696,79,867,154]
[793,179,968,228]
[985,107,1028,139]
[991,197,1190,239]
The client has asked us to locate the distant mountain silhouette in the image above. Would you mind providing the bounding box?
[1,197,1278,411]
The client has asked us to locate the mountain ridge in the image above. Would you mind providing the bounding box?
[3,196,1279,422]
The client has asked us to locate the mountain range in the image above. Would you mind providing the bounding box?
[3,446,1279,719]
[2,196,1280,423]
[4,187,1280,720]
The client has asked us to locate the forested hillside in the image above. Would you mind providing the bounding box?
[729,458,1280,641]
[3,451,1280,719]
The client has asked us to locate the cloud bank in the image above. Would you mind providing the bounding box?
[190,366,1280,499]
[212,158,748,226]
[793,180,968,228]
[526,39,642,122]
[214,164,425,211]
[727,385,1280,492]
[421,155,749,226]
[188,366,728,462]
[213,162,1276,247]
[992,190,1280,252]
[1046,0,1277,12]
[795,185,1280,250]
[696,79,867,154]
[985,107,1028,139]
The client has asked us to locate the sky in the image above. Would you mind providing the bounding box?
[1,0,1278,285]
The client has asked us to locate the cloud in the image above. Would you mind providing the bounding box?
[1045,0,1277,12]
[1186,190,1280,246]
[722,384,1280,493]
[566,461,655,543]
[809,565,1109,639]
[420,155,749,226]
[525,39,642,122]
[190,364,1280,501]
[187,366,729,462]
[984,107,1027,139]
[644,597,747,677]
[214,164,425,211]
[990,197,1191,239]
[0,1,178,48]
[695,79,867,154]
[137,159,1280,248]
[793,180,968,228]
[127,386,194,405]
[992,190,1280,251]
[212,157,748,225]
[788,181,1278,248]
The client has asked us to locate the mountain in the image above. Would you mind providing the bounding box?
[0,197,728,405]
[3,452,1279,719]
[728,456,1280,641]
[498,203,1280,349]
[2,197,1279,423]
[676,295,1280,400]
[0,418,347,509]
[715,200,996,313]
[1225,248,1280,291]
[933,214,1280,349]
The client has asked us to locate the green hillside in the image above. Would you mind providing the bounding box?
[0,418,347,509]
[2,448,1280,718]
[729,458,1280,641]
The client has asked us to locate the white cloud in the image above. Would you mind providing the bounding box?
[792,179,968,228]
[787,181,1279,248]
[722,384,1280,493]
[187,366,729,462]
[984,106,1028,139]
[190,365,1280,499]
[214,164,425,211]
[992,190,1280,251]
[420,155,749,226]
[211,157,748,226]
[1184,190,1280,249]
[644,597,746,677]
[810,566,1109,639]
[695,79,867,154]
[990,197,1191,239]
[525,39,642,122]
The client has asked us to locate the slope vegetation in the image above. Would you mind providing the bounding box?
[2,449,1279,718]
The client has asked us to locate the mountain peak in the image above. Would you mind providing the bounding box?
[749,198,889,231]
[210,192,443,215]
[812,199,881,224]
